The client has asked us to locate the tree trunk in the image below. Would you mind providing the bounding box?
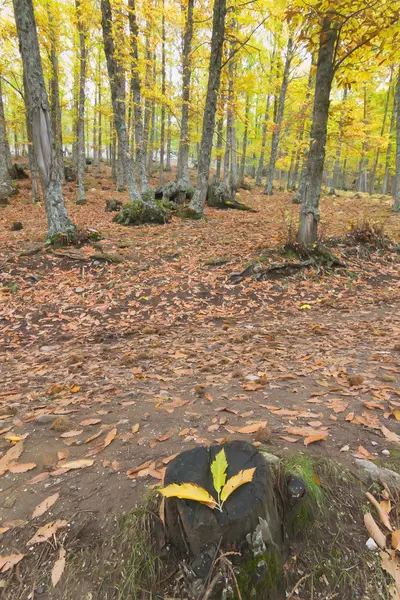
[357,85,369,194]
[177,0,194,190]
[48,6,64,184]
[159,2,166,185]
[101,0,141,201]
[264,37,293,196]
[227,46,238,194]
[97,73,102,172]
[166,108,172,171]
[23,73,40,202]
[75,0,86,204]
[292,56,315,198]
[0,79,13,199]
[369,71,391,194]
[239,94,249,185]
[383,92,396,195]
[93,69,98,168]
[0,83,13,173]
[255,94,271,186]
[215,104,224,181]
[329,86,348,194]
[127,0,147,190]
[13,0,75,237]
[297,17,337,246]
[188,0,226,215]
[393,68,400,211]
[116,142,125,191]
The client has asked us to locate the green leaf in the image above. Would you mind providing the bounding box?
[211,449,228,494]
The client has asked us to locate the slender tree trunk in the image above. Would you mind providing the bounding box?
[101,0,141,201]
[13,0,75,237]
[383,92,396,195]
[177,0,194,189]
[264,36,293,195]
[357,85,369,193]
[370,71,392,194]
[116,142,125,191]
[255,94,271,185]
[143,26,152,179]
[329,86,348,194]
[93,76,98,167]
[297,17,337,246]
[189,0,226,215]
[128,0,148,190]
[97,74,102,172]
[48,7,64,184]
[23,73,40,202]
[75,0,86,204]
[111,125,116,179]
[148,96,156,175]
[0,79,13,198]
[226,45,238,194]
[166,109,172,171]
[159,1,166,185]
[292,56,315,198]
[215,103,224,181]
[0,84,13,173]
[393,68,400,211]
[239,94,249,185]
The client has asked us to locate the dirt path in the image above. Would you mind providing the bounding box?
[1,168,400,596]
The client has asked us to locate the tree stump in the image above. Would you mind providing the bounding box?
[164,441,282,556]
[206,182,256,212]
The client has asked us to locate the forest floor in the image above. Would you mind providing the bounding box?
[1,165,400,599]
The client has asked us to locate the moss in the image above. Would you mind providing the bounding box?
[113,199,171,226]
[177,206,204,220]
[47,229,78,248]
[93,252,124,264]
[235,549,284,600]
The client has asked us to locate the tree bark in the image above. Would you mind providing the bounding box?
[188,0,226,215]
[393,68,400,211]
[264,36,293,195]
[329,86,348,194]
[239,94,249,185]
[0,79,13,199]
[48,5,64,184]
[177,0,194,189]
[128,0,148,190]
[159,2,166,185]
[356,85,369,193]
[291,57,314,195]
[75,0,86,204]
[383,91,396,195]
[97,72,102,172]
[215,102,224,181]
[101,0,141,201]
[255,94,271,186]
[23,73,40,202]
[297,17,337,246]
[369,71,391,194]
[13,0,75,237]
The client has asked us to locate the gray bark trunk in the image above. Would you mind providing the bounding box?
[166,109,171,171]
[297,17,337,246]
[75,0,86,204]
[159,4,166,185]
[255,94,271,185]
[239,94,249,185]
[215,105,224,181]
[116,143,125,191]
[128,0,148,190]
[48,7,64,184]
[142,27,151,179]
[0,79,13,198]
[0,82,13,173]
[189,0,226,215]
[383,92,396,195]
[357,86,369,194]
[330,86,348,193]
[177,0,194,188]
[264,36,293,195]
[13,0,74,237]
[97,74,102,171]
[101,0,141,201]
[23,73,40,202]
[393,68,400,211]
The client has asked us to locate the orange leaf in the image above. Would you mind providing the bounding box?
[32,493,60,519]
[8,462,36,474]
[304,433,327,446]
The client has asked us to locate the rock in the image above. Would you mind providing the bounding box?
[11,221,23,231]
[382,449,391,457]
[366,537,378,551]
[245,375,259,381]
[105,199,123,212]
[75,287,85,293]
[40,345,59,352]
[260,451,280,465]
[9,163,29,180]
[355,459,400,489]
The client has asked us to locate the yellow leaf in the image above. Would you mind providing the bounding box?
[304,433,327,446]
[211,449,228,494]
[159,482,216,509]
[220,467,256,503]
[392,530,400,551]
[300,304,312,310]
[4,434,24,443]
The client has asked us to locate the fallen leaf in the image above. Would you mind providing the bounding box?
[60,430,83,438]
[353,446,376,461]
[58,459,94,470]
[392,531,400,551]
[28,472,50,485]
[8,462,36,474]
[280,436,298,443]
[0,441,24,476]
[131,423,140,433]
[80,418,101,427]
[228,421,268,434]
[51,547,66,587]
[160,482,216,509]
[381,425,400,444]
[27,520,68,545]
[32,493,60,519]
[0,553,24,573]
[304,433,327,446]
[363,512,386,549]
[366,492,393,531]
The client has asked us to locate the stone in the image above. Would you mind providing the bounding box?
[35,414,57,424]
[11,221,23,231]
[260,451,280,466]
[355,459,400,490]
[75,287,85,293]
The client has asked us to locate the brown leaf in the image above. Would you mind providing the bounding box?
[51,547,66,587]
[280,436,298,443]
[57,458,94,470]
[353,446,376,461]
[328,399,348,413]
[8,462,36,474]
[126,459,153,478]
[32,493,60,519]
[0,553,24,573]
[304,433,327,446]
[27,520,68,545]
[228,421,268,434]
[28,472,50,485]
[60,430,83,438]
[364,512,386,549]
[0,441,24,476]
[131,423,140,433]
[392,531,400,551]
[381,425,400,444]
[366,492,393,531]
[80,418,101,427]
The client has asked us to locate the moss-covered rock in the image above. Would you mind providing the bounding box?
[235,549,284,600]
[113,199,171,226]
